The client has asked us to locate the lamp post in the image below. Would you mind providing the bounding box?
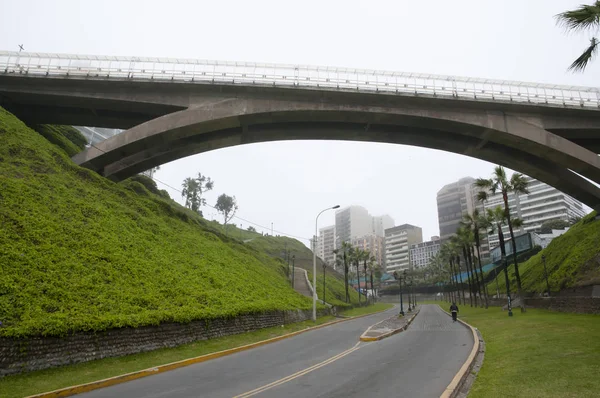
[541,254,550,296]
[323,262,327,305]
[313,205,340,321]
[292,255,296,288]
[393,271,404,316]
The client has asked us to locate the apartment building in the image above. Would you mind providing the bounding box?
[483,176,587,249]
[384,224,423,273]
[410,236,441,269]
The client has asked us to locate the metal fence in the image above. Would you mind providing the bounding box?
[1,51,599,109]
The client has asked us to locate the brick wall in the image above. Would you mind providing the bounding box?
[524,297,600,314]
[0,308,330,377]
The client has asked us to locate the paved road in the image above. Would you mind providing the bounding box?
[78,305,473,398]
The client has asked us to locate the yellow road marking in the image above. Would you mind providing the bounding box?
[233,342,363,398]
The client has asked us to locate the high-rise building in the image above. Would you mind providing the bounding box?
[335,206,374,248]
[372,215,395,237]
[483,176,587,249]
[317,225,336,267]
[437,177,489,258]
[351,234,386,267]
[410,236,441,269]
[384,224,423,273]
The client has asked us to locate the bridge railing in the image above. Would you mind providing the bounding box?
[1,51,599,109]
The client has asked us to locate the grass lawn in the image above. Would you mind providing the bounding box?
[429,302,600,398]
[0,304,391,398]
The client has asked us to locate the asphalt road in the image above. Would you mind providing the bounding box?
[78,305,473,398]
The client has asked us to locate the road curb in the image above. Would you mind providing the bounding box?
[25,306,394,398]
[438,306,481,398]
[359,308,420,342]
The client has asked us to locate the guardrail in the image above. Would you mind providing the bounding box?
[1,51,599,109]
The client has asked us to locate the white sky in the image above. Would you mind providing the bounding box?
[1,0,599,244]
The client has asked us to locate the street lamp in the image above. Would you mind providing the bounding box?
[393,271,404,316]
[323,262,327,305]
[292,254,296,288]
[541,254,550,296]
[313,205,340,321]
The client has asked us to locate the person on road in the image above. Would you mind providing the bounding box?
[449,303,459,322]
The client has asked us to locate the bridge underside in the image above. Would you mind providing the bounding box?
[2,75,600,211]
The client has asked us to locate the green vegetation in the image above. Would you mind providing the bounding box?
[308,268,360,308]
[0,107,317,338]
[246,235,360,307]
[487,211,600,294]
[556,2,600,72]
[29,124,86,157]
[439,304,600,398]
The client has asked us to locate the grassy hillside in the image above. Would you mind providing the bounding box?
[487,211,600,294]
[247,235,360,308]
[0,107,314,338]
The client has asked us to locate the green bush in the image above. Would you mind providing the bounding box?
[0,107,313,338]
[30,124,82,157]
[58,126,88,149]
[126,175,162,196]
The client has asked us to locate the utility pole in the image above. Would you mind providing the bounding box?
[292,255,296,288]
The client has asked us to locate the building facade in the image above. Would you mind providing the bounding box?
[351,234,385,266]
[372,215,395,237]
[483,176,587,249]
[335,206,373,249]
[437,176,489,258]
[410,236,441,269]
[384,224,423,273]
[317,225,336,266]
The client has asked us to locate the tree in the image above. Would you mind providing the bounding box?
[461,209,490,308]
[487,206,513,311]
[475,166,529,311]
[247,226,257,232]
[215,194,238,230]
[457,227,481,308]
[540,219,570,234]
[181,177,200,213]
[181,173,214,215]
[452,233,474,307]
[556,2,600,72]
[367,256,379,304]
[333,241,353,303]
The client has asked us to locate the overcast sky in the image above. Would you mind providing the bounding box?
[2,0,599,244]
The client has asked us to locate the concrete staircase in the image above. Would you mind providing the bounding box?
[291,268,313,298]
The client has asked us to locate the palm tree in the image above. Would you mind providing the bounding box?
[352,248,369,304]
[475,166,529,311]
[487,206,513,310]
[333,241,353,303]
[457,227,481,308]
[461,209,490,308]
[367,256,378,304]
[453,233,474,307]
[556,2,600,72]
[448,240,467,306]
[440,243,459,304]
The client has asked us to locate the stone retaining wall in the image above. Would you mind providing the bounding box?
[0,308,329,377]
[524,297,600,314]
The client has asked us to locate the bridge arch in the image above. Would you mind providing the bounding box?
[72,98,600,211]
